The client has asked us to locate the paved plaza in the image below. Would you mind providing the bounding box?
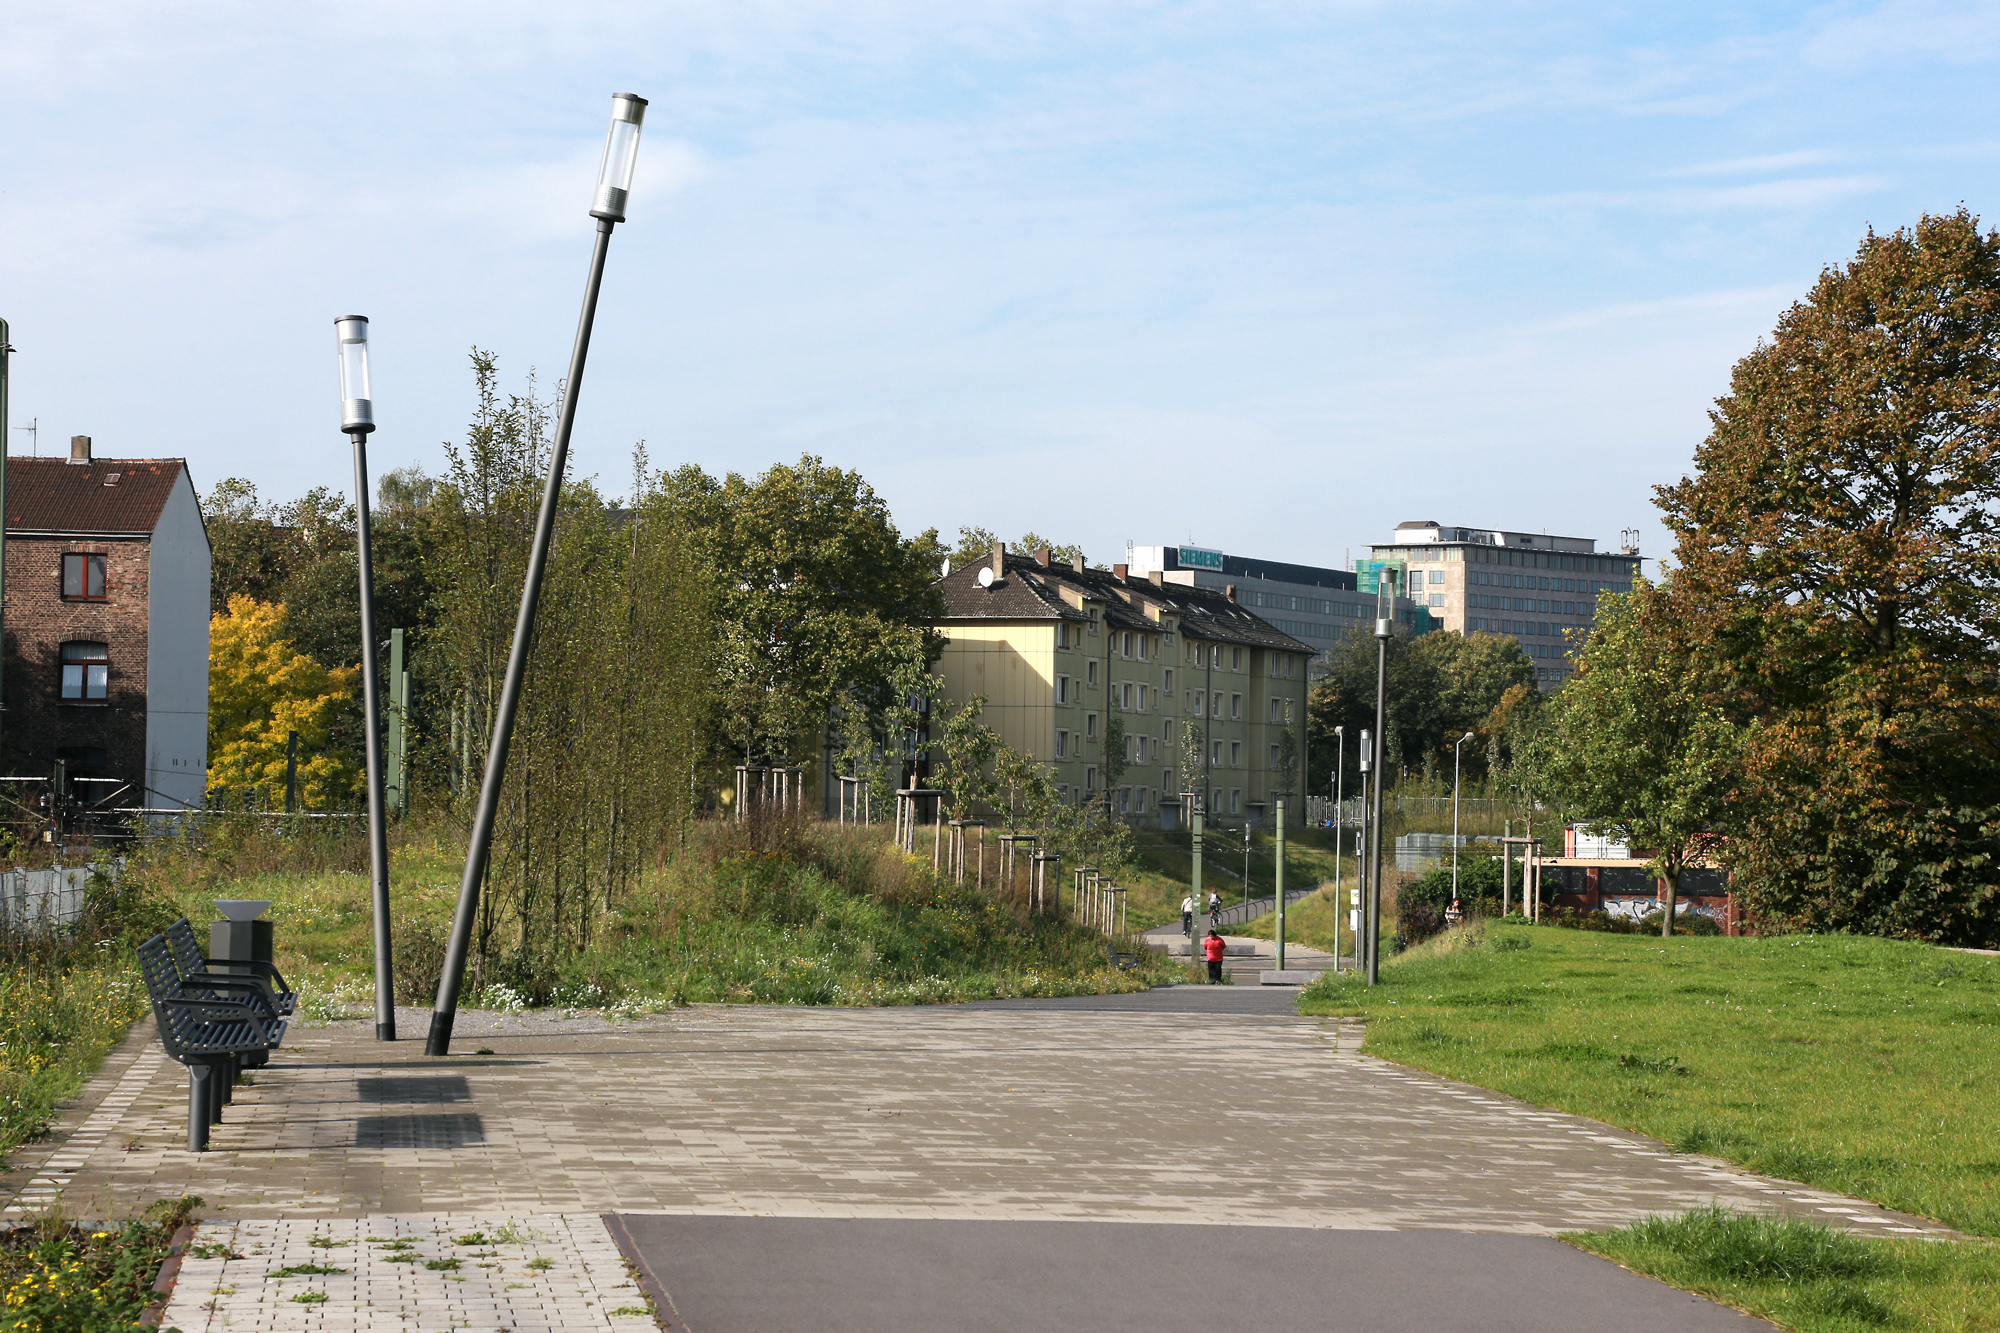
[0,990,1949,1328]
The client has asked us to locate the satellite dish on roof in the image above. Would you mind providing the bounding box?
[977,566,994,588]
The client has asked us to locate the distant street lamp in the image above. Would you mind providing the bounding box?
[1451,730,1475,907]
[336,314,396,1042]
[427,93,649,1057]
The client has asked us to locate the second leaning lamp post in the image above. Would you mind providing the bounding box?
[427,93,648,1057]
[337,315,397,1042]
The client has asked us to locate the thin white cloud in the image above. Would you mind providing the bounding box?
[1660,149,1839,177]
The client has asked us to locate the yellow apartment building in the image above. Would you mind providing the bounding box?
[934,543,1314,827]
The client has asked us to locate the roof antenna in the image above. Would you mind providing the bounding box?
[11,417,35,456]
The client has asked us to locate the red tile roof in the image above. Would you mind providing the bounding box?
[4,457,188,536]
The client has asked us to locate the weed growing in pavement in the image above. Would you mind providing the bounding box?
[1569,1207,2000,1333]
[1299,926,2000,1237]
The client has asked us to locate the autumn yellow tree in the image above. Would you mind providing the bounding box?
[208,596,360,807]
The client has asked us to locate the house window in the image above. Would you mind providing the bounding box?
[1137,788,1148,814]
[1088,609,1100,634]
[1162,718,1174,743]
[1057,675,1070,705]
[1086,767,1097,791]
[1231,647,1243,670]
[1231,788,1241,814]
[60,641,109,700]
[1136,636,1148,661]
[1087,660,1098,687]
[1270,744,1281,768]
[1086,713,1098,739]
[1230,693,1242,720]
[1268,699,1280,724]
[1192,690,1204,716]
[1057,623,1072,649]
[1211,740,1223,764]
[1121,632,1131,658]
[1230,741,1241,767]
[62,554,107,601]
[1056,730,1069,758]
[1163,668,1174,694]
[1162,767,1173,792]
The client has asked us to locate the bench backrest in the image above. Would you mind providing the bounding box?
[165,918,206,979]
[137,934,184,1003]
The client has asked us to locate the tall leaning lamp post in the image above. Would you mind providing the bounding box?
[427,93,648,1057]
[1450,729,1475,907]
[337,316,397,1042]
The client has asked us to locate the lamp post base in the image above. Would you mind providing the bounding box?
[425,1011,455,1057]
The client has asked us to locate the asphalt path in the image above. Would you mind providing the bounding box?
[611,1215,1777,1333]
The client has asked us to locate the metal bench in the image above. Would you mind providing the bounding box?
[137,932,287,1151]
[1106,940,1143,971]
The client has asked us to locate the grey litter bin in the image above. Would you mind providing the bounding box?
[211,900,275,1066]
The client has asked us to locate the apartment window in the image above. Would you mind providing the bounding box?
[1192,689,1205,716]
[1120,632,1132,658]
[60,641,109,700]
[1088,609,1100,634]
[1056,675,1070,705]
[1268,699,1281,724]
[1429,594,1445,607]
[1162,768,1173,793]
[1119,682,1133,710]
[1162,718,1174,743]
[1086,713,1098,739]
[1059,784,1070,803]
[1136,788,1148,814]
[1056,730,1069,758]
[1163,668,1174,694]
[61,554,107,601]
[1212,645,1224,667]
[1087,660,1098,687]
[1429,569,1445,584]
[1230,789,1241,815]
[1230,693,1242,720]
[1231,647,1243,670]
[1118,788,1131,814]
[1086,767,1097,791]
[1211,740,1223,764]
[1270,744,1281,768]
[1057,623,1072,649]
[1229,741,1241,767]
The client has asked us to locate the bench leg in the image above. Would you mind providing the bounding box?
[209,1061,226,1125]
[187,1065,211,1152]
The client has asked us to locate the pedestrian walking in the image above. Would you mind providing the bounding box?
[1203,928,1228,984]
[1181,894,1195,936]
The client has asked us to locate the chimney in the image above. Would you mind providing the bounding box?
[1148,570,1162,588]
[1225,584,1237,603]
[69,436,92,465]
[1033,548,1050,567]
[1113,563,1128,581]
[1071,554,1085,572]
[990,541,1006,581]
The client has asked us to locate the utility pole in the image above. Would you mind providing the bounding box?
[1331,725,1344,966]
[1274,796,1287,970]
[1357,729,1371,975]
[1367,570,1396,985]
[1189,798,1203,979]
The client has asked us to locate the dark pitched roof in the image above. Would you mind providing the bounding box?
[936,552,1313,654]
[5,458,187,536]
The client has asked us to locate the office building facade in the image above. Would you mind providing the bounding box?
[1367,522,1640,686]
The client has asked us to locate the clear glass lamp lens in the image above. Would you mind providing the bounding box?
[599,118,641,193]
[340,339,371,401]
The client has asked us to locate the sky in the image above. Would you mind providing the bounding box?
[4,1,1998,575]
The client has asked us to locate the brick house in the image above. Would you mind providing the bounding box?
[3,438,211,822]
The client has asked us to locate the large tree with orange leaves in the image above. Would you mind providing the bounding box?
[1656,208,2000,944]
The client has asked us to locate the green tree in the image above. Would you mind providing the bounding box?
[948,526,1086,571]
[693,456,945,767]
[1307,629,1532,791]
[1523,582,1739,935]
[1657,208,2000,944]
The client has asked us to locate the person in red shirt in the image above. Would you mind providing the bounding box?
[1202,928,1227,984]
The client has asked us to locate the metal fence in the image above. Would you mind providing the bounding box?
[0,867,92,934]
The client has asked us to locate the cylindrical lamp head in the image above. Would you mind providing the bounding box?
[590,93,649,222]
[336,316,374,435]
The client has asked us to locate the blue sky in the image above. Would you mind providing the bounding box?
[4,1,1997,572]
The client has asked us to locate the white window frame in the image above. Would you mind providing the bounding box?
[1056,730,1068,758]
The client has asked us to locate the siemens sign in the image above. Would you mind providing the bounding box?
[1178,546,1226,570]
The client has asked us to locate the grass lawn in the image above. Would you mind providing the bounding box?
[1297,924,2000,1238]
[1569,1208,2000,1333]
